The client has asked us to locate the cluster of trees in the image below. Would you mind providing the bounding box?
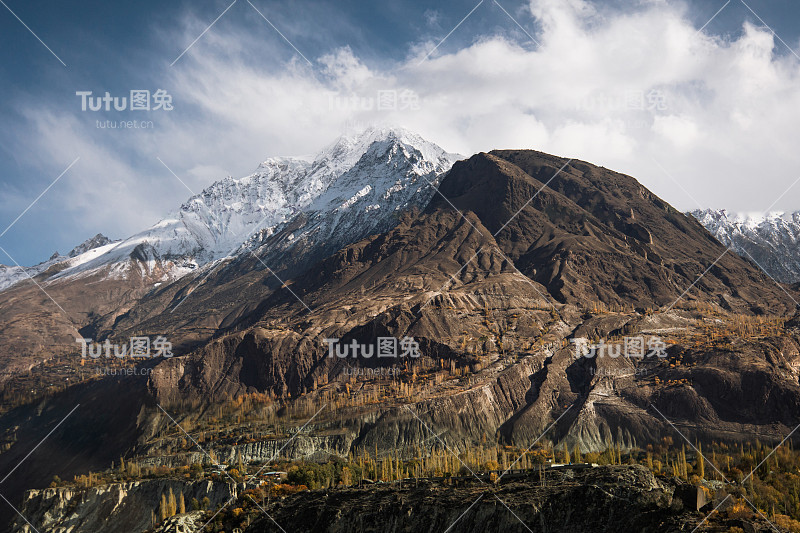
[685,314,787,348]
[156,488,186,521]
[46,429,800,533]
[637,438,800,529]
[277,441,570,487]
[152,490,212,527]
[267,436,800,526]
[50,460,218,490]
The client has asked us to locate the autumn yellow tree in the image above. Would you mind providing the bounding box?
[697,443,705,479]
[168,488,177,517]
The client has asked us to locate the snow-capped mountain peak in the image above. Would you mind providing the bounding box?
[68,234,114,258]
[2,127,460,292]
[237,127,461,276]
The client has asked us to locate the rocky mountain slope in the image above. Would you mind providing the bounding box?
[691,209,800,284]
[435,151,792,312]
[98,149,799,365]
[131,149,800,460]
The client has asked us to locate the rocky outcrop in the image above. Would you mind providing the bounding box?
[13,479,240,533]
[152,511,206,533]
[140,433,355,468]
[245,465,785,532]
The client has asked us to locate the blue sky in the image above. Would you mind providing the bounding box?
[1,0,800,264]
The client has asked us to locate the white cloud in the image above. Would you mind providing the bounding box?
[653,115,701,148]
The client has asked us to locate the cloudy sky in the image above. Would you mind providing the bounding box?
[1,0,799,264]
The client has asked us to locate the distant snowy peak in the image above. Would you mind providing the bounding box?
[68,234,115,258]
[0,233,119,292]
[691,208,800,283]
[694,209,800,230]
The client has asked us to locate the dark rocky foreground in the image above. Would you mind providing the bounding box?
[243,466,782,533]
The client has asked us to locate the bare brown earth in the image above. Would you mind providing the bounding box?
[0,255,178,381]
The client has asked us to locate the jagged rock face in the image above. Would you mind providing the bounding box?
[692,209,800,284]
[244,466,780,533]
[152,511,206,533]
[13,479,238,533]
[141,433,354,468]
[143,206,559,403]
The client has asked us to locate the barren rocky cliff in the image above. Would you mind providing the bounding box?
[16,479,239,533]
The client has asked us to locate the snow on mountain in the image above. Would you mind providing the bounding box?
[2,127,459,291]
[0,256,60,292]
[0,234,118,292]
[68,234,114,258]
[691,209,800,283]
[244,127,461,276]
